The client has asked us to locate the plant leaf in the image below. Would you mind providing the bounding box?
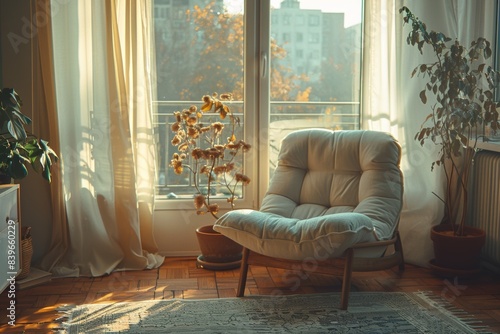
[417,128,426,141]
[0,88,32,140]
[485,47,492,59]
[411,67,418,78]
[420,89,427,104]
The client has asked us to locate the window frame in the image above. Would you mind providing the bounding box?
[154,0,262,211]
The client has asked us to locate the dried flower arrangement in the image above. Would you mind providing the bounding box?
[169,93,251,219]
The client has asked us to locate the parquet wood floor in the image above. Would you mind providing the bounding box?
[1,257,499,333]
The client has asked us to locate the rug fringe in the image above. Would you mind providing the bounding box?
[51,304,77,333]
[415,291,495,334]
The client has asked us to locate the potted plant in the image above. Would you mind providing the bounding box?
[400,7,500,274]
[0,88,58,183]
[169,92,251,270]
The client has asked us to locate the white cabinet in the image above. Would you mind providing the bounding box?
[0,184,21,294]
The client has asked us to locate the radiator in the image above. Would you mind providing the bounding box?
[471,150,500,271]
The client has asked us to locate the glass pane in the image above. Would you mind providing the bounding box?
[269,0,363,173]
[153,0,245,198]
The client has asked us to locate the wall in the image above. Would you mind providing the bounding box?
[0,1,53,264]
[154,209,215,257]
[153,204,243,257]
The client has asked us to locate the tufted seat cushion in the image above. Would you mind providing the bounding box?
[214,129,403,261]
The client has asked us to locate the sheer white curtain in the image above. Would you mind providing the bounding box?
[46,0,163,276]
[363,0,497,266]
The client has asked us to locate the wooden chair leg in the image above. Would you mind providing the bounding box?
[237,247,250,297]
[340,248,354,310]
[395,231,405,272]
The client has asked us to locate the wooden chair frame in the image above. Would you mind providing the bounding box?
[236,231,405,310]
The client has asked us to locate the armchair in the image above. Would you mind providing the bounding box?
[214,129,404,310]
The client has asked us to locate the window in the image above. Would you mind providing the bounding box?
[308,14,320,26]
[153,0,363,207]
[491,2,500,140]
[283,14,291,25]
[296,15,304,26]
[308,33,320,43]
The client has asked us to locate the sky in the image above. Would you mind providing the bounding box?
[288,0,362,27]
[225,0,362,28]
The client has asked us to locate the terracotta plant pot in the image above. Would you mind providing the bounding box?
[195,225,243,270]
[430,224,486,271]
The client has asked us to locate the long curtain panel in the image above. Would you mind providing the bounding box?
[363,0,497,267]
[35,0,71,274]
[44,0,163,276]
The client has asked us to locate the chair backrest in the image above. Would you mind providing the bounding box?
[260,129,403,240]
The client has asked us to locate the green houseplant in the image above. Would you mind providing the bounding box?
[169,92,251,269]
[400,7,500,273]
[0,88,58,183]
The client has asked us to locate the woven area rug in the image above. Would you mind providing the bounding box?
[57,292,490,333]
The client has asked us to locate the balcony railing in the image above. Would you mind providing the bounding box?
[153,100,360,198]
